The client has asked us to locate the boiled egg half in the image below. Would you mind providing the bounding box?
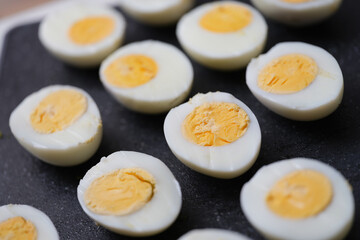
[179,228,252,240]
[9,85,102,166]
[164,92,261,179]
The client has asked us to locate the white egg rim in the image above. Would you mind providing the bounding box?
[252,0,341,10]
[121,0,188,13]
[0,204,59,240]
[240,158,354,240]
[179,228,252,240]
[9,85,102,150]
[39,3,126,58]
[99,40,193,103]
[164,92,261,178]
[176,0,268,59]
[246,42,343,111]
[77,151,182,236]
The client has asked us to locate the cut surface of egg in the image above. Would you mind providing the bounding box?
[120,0,194,25]
[0,204,59,240]
[164,92,261,179]
[77,151,182,236]
[9,85,102,166]
[240,158,354,240]
[99,40,193,114]
[176,1,267,70]
[179,228,252,240]
[246,42,343,121]
[39,3,126,67]
[251,0,343,26]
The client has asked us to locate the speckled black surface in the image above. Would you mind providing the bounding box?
[0,0,359,239]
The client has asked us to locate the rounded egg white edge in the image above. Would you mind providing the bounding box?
[240,158,354,240]
[77,151,182,237]
[164,92,261,179]
[178,228,252,240]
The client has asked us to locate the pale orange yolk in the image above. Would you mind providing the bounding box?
[182,102,250,147]
[281,0,312,3]
[104,55,158,88]
[30,90,87,134]
[258,54,318,94]
[84,168,156,215]
[0,217,37,240]
[69,16,115,45]
[266,170,333,219]
[200,4,252,33]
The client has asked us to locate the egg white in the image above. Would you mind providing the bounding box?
[9,85,102,166]
[246,42,343,121]
[164,92,261,179]
[176,1,268,70]
[39,3,126,67]
[120,0,194,25]
[240,158,354,240]
[99,40,193,114]
[77,151,182,237]
[0,204,59,240]
[179,228,252,240]
[251,0,343,26]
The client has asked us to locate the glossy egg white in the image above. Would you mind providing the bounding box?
[0,204,59,240]
[39,3,126,67]
[176,1,268,70]
[9,85,102,166]
[99,40,193,114]
[240,158,354,240]
[246,42,343,121]
[77,151,182,237]
[179,229,252,240]
[251,0,343,26]
[164,92,261,179]
[120,0,194,25]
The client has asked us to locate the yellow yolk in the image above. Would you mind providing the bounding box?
[84,168,156,215]
[182,102,249,147]
[200,4,252,33]
[104,55,158,88]
[30,90,87,134]
[266,170,333,219]
[0,217,37,240]
[69,16,115,45]
[258,54,318,94]
[281,0,312,3]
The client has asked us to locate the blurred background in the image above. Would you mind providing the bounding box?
[0,0,54,18]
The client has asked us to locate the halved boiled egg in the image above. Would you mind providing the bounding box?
[176,1,268,70]
[99,40,193,114]
[120,0,194,25]
[240,158,354,240]
[246,42,343,121]
[9,85,102,166]
[0,204,59,240]
[164,92,261,179]
[39,3,126,67]
[77,151,182,236]
[179,229,252,240]
[251,0,343,26]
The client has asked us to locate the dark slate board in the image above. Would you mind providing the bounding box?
[0,0,359,239]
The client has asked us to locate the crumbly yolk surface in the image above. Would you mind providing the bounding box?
[69,16,115,45]
[84,168,156,215]
[104,55,158,88]
[182,102,250,147]
[258,54,318,94]
[0,217,37,240]
[200,4,252,33]
[266,170,333,219]
[30,90,87,134]
[281,0,312,3]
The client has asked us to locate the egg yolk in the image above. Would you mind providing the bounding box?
[30,90,87,134]
[258,54,318,94]
[200,4,252,33]
[0,217,37,240]
[182,102,249,147]
[266,170,333,219]
[84,168,156,215]
[281,0,312,3]
[104,55,158,88]
[69,16,115,45]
